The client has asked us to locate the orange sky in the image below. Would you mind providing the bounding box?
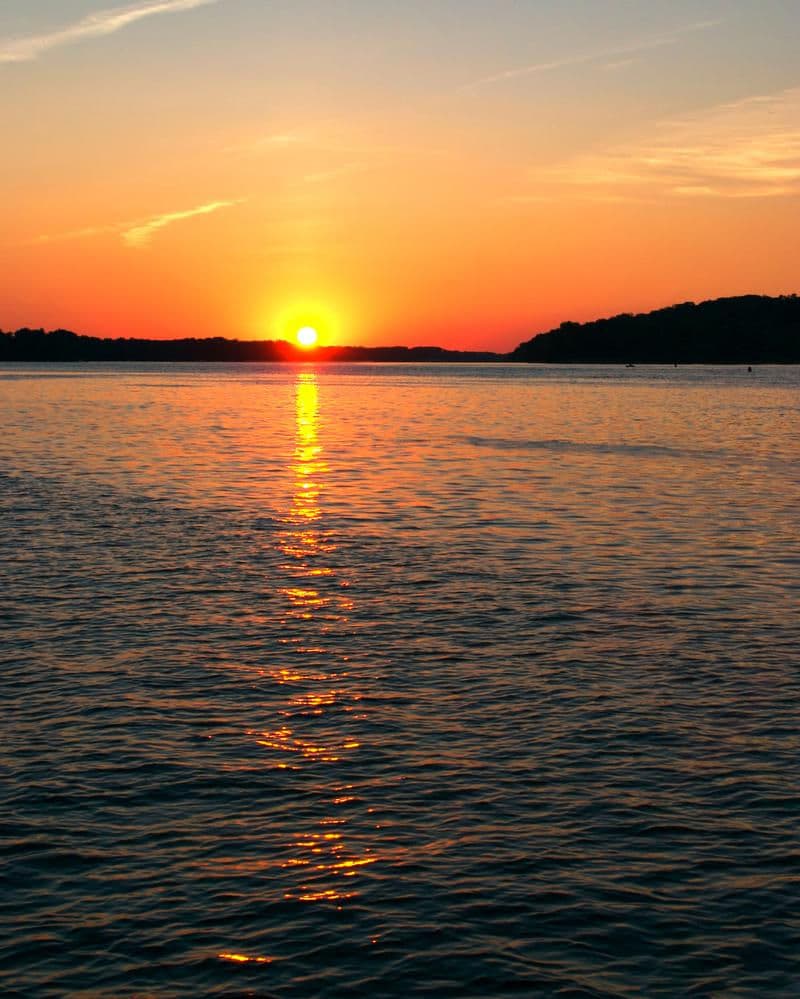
[2,1,799,350]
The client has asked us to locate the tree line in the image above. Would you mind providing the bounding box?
[3,295,799,363]
[0,329,502,363]
[510,295,800,363]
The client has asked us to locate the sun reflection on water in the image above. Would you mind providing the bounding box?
[218,952,274,965]
[253,371,375,907]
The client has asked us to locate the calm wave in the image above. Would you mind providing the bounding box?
[2,363,799,997]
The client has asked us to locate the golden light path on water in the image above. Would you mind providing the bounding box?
[247,371,376,910]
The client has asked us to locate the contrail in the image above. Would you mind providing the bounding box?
[0,0,222,64]
[459,20,724,92]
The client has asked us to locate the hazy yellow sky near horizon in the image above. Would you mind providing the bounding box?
[2,0,799,349]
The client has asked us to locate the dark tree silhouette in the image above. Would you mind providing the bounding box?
[3,295,799,363]
[510,295,800,363]
[0,330,502,363]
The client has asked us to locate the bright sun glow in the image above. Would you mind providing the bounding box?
[296,326,319,348]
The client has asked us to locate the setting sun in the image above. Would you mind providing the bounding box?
[296,327,319,348]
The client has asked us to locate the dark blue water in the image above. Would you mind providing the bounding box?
[2,364,799,996]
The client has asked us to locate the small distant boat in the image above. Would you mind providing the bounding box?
[625,362,635,368]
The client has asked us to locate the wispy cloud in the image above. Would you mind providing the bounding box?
[226,127,447,163]
[35,198,242,248]
[549,88,800,201]
[33,224,121,244]
[122,199,241,247]
[0,0,221,64]
[301,163,369,185]
[459,20,723,92]
[603,58,639,73]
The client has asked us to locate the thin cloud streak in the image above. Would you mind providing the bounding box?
[301,163,369,185]
[35,198,242,248]
[123,200,241,247]
[514,87,800,203]
[0,0,221,64]
[33,224,121,245]
[590,89,800,199]
[459,20,723,92]
[226,128,448,161]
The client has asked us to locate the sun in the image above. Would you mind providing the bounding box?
[270,299,344,348]
[296,326,319,348]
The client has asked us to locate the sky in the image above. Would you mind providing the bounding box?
[2,0,799,349]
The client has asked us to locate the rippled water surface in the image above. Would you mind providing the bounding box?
[2,363,799,997]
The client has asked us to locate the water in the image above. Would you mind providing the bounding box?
[2,363,799,997]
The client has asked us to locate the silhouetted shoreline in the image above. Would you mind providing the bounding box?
[3,294,799,363]
[511,294,800,364]
[0,330,504,364]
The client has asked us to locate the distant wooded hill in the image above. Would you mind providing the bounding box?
[0,329,502,363]
[511,295,800,363]
[3,295,799,363]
